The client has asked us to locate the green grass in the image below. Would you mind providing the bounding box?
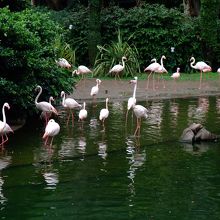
[73,72,220,82]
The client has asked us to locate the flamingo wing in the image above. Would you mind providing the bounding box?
[99,109,109,121]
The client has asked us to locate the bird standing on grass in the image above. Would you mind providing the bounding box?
[109,56,127,80]
[72,65,92,79]
[0,103,13,146]
[61,91,82,126]
[43,119,60,146]
[171,67,180,92]
[190,57,212,89]
[35,85,58,125]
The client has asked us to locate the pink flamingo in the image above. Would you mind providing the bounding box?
[0,103,13,146]
[55,58,71,69]
[109,56,127,80]
[35,86,58,125]
[156,55,168,89]
[126,76,137,122]
[72,65,92,79]
[217,68,220,73]
[61,91,81,125]
[133,104,148,136]
[144,58,159,90]
[40,96,54,121]
[43,119,60,146]
[99,98,109,128]
[90,79,101,105]
[190,57,212,89]
[78,102,88,129]
[171,67,180,92]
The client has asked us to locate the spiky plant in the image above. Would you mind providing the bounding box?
[93,30,140,78]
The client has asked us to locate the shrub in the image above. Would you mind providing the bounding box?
[0,7,74,117]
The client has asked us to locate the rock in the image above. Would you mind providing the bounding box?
[179,128,195,143]
[194,127,219,142]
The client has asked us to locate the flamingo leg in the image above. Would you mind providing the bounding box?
[50,137,54,147]
[199,70,202,89]
[44,136,49,145]
[134,117,139,136]
[1,134,8,145]
[0,135,4,146]
[152,73,155,91]
[67,109,70,125]
[146,72,152,90]
[71,110,74,126]
[125,109,129,125]
[138,119,142,137]
[161,75,166,89]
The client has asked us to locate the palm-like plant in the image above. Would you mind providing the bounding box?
[93,30,140,78]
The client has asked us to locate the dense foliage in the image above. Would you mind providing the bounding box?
[0,7,74,117]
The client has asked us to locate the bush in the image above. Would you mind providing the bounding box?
[0,7,74,118]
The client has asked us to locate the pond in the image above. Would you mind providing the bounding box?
[1,96,220,219]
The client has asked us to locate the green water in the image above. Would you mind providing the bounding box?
[1,96,220,219]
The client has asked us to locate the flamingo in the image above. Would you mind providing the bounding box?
[99,98,109,128]
[217,68,220,73]
[79,102,88,123]
[126,76,138,122]
[35,85,58,124]
[109,56,127,80]
[171,67,180,92]
[90,79,101,105]
[156,55,168,89]
[190,57,212,89]
[72,65,92,79]
[144,58,159,90]
[40,96,54,121]
[55,58,71,69]
[43,119,60,146]
[0,103,13,146]
[133,104,148,136]
[61,91,81,125]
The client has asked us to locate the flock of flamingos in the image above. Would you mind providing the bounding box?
[0,55,218,147]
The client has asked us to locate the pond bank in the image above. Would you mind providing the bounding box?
[70,78,220,102]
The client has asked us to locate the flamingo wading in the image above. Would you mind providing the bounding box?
[99,98,109,128]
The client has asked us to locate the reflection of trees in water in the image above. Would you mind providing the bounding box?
[188,97,209,123]
[98,132,108,160]
[148,101,163,128]
[181,142,210,156]
[216,97,220,114]
[170,101,179,126]
[0,153,11,205]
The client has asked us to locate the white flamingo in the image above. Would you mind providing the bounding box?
[72,65,92,79]
[171,67,180,92]
[133,104,148,136]
[61,91,81,125]
[90,79,101,105]
[0,103,13,146]
[40,96,54,121]
[217,68,220,73]
[43,119,60,146]
[55,58,71,69]
[144,58,159,90]
[99,98,109,127]
[79,102,88,122]
[126,76,138,122]
[109,56,127,80]
[156,55,168,89]
[35,85,58,124]
[190,57,212,89]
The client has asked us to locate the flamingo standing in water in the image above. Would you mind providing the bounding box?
[61,91,81,125]
[35,86,58,125]
[78,102,88,127]
[90,79,101,105]
[190,57,212,89]
[99,98,109,129]
[0,103,13,146]
[56,58,71,69]
[40,96,55,121]
[144,58,159,90]
[109,56,127,80]
[126,76,138,122]
[132,104,148,136]
[171,67,180,92]
[43,119,60,146]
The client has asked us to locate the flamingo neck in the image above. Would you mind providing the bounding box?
[122,58,125,69]
[2,104,7,128]
[133,82,137,99]
[106,99,108,109]
[83,102,86,110]
[35,86,42,105]
[49,97,53,104]
[160,56,164,68]
[61,92,66,107]
[190,57,196,69]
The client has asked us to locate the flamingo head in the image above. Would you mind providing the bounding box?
[122,56,127,61]
[177,67,180,72]
[35,85,41,92]
[151,58,157,63]
[49,96,54,102]
[162,55,166,60]
[129,76,138,84]
[106,98,109,103]
[72,70,77,76]
[60,91,65,97]
[190,57,195,62]
[96,79,102,85]
[4,103,10,110]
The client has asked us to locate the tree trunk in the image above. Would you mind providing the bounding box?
[183,0,201,16]
[88,0,102,65]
